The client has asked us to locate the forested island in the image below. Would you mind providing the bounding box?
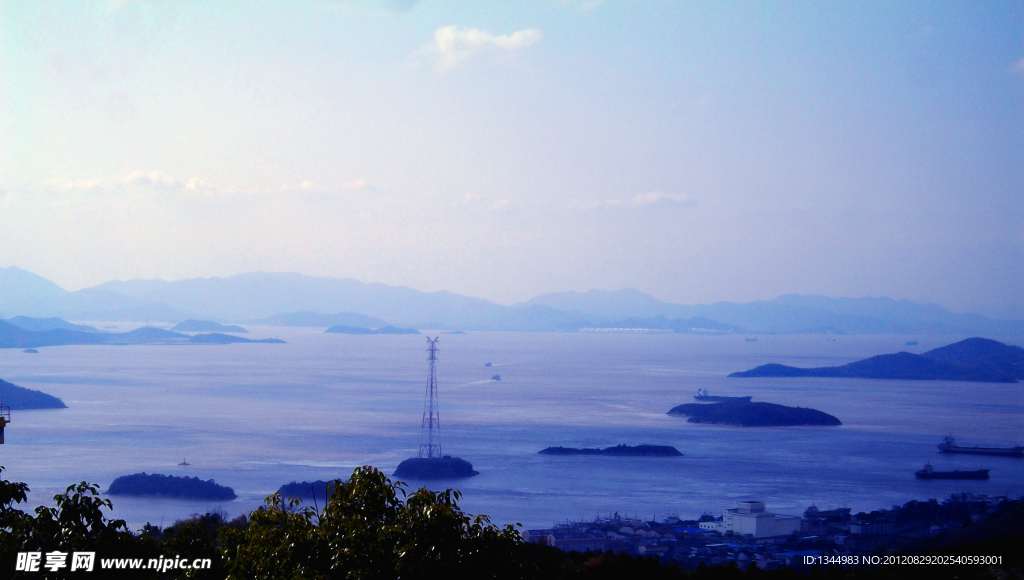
[539,444,682,456]
[393,457,478,479]
[278,480,337,500]
[668,401,841,426]
[0,378,67,409]
[106,473,237,500]
[729,337,1024,383]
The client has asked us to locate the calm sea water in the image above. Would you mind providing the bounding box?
[1,330,1022,530]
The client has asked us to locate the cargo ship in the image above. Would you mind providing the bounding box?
[694,389,752,403]
[915,463,989,480]
[937,436,1023,457]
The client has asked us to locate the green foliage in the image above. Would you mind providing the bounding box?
[220,465,529,579]
[0,466,33,572]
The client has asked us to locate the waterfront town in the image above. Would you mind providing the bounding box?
[522,492,1022,571]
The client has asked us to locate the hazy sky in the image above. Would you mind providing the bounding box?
[1,1,1021,316]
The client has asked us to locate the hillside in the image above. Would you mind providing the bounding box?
[4,316,98,333]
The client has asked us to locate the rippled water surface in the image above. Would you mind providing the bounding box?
[1,329,1022,529]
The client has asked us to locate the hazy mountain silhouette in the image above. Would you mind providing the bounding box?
[729,337,1024,383]
[1,266,1020,334]
[522,290,1024,335]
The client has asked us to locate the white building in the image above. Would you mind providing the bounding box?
[717,501,801,539]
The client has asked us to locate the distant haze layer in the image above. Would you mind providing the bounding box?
[0,3,1020,318]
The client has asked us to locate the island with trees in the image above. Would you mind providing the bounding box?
[106,473,237,500]
[668,401,841,426]
[539,444,682,456]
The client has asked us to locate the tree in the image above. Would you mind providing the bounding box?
[220,466,530,579]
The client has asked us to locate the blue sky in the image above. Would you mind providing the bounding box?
[0,1,1021,316]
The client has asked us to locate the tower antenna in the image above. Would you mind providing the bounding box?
[419,337,442,459]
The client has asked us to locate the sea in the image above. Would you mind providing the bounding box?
[1,329,1022,531]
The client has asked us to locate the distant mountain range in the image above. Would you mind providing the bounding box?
[729,337,1024,383]
[1,266,1022,335]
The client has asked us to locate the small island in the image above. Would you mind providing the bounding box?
[107,473,236,500]
[171,320,248,333]
[539,444,682,457]
[667,401,841,427]
[278,480,338,500]
[393,457,478,479]
[326,325,420,335]
[187,333,284,344]
[22,349,38,354]
[0,378,67,409]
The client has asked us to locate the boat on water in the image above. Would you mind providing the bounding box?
[938,436,1023,457]
[915,463,989,480]
[694,389,752,403]
[491,374,501,381]
[178,458,190,466]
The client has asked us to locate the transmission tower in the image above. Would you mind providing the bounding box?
[419,337,442,459]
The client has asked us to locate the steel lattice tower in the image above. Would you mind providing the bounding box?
[419,337,442,459]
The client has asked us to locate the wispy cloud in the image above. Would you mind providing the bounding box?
[1013,58,1024,75]
[414,26,542,71]
[571,192,695,210]
[630,192,693,206]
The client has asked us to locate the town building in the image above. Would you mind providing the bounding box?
[715,501,801,539]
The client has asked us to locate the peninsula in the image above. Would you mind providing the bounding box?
[667,401,841,427]
[107,473,236,500]
[728,337,1023,383]
[0,378,67,409]
[539,444,682,457]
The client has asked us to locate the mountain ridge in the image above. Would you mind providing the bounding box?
[1,266,1021,335]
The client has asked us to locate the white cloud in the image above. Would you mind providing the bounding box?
[123,170,213,191]
[56,178,107,192]
[630,192,693,206]
[346,177,377,191]
[489,198,509,210]
[415,26,542,71]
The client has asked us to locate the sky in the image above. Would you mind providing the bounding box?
[0,1,1021,317]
